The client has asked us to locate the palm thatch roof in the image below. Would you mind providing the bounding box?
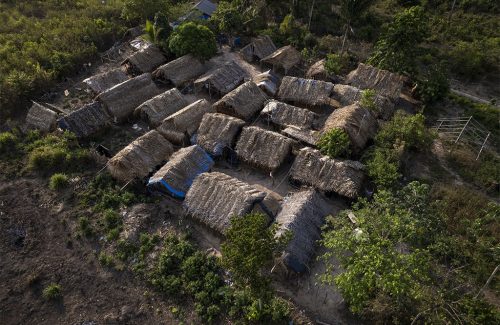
[153,54,206,86]
[196,113,245,156]
[122,45,167,74]
[183,172,267,233]
[261,45,301,73]
[290,147,365,199]
[25,102,57,133]
[241,35,277,62]
[332,84,395,120]
[346,63,405,100]
[253,70,279,96]
[306,59,329,81]
[261,100,317,129]
[96,73,161,122]
[282,126,320,147]
[147,145,214,198]
[134,88,188,127]
[156,99,214,145]
[57,102,111,138]
[194,61,247,96]
[213,81,268,121]
[322,103,378,152]
[278,76,335,106]
[275,189,328,273]
[107,130,174,182]
[235,126,294,172]
[83,68,129,94]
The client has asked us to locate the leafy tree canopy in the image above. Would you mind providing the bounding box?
[168,22,217,60]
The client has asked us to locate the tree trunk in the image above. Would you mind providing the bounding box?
[308,0,316,31]
[340,22,350,55]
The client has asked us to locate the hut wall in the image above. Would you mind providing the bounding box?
[135,88,188,127]
[196,113,245,156]
[213,81,268,121]
[57,102,111,138]
[261,45,301,73]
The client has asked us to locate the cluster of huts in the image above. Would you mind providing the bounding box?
[25,34,405,274]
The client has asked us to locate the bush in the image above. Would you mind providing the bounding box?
[78,216,93,237]
[447,38,500,79]
[169,22,217,60]
[360,89,377,111]
[365,147,402,189]
[98,252,115,267]
[324,53,349,75]
[415,65,449,105]
[0,132,18,156]
[317,128,351,159]
[121,0,171,22]
[42,283,62,300]
[49,173,69,190]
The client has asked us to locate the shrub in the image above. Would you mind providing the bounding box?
[121,0,170,22]
[209,1,244,34]
[0,132,18,156]
[324,53,348,75]
[49,173,69,190]
[42,283,62,300]
[448,38,500,79]
[360,89,377,111]
[169,22,217,60]
[415,65,449,105]
[365,147,402,189]
[317,128,351,159]
[78,216,93,237]
[98,252,115,267]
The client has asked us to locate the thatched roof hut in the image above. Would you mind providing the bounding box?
[83,68,129,94]
[96,73,161,122]
[261,100,317,129]
[253,70,279,96]
[196,113,245,156]
[25,102,57,133]
[157,99,214,145]
[322,103,378,152]
[147,145,214,198]
[134,88,188,127]
[241,35,277,62]
[107,130,174,182]
[57,102,111,138]
[332,84,395,120]
[346,63,405,100]
[261,45,301,73]
[122,45,167,74]
[290,147,365,199]
[235,126,294,172]
[275,189,328,273]
[282,126,320,147]
[194,61,246,96]
[153,54,206,86]
[306,59,329,81]
[278,76,335,107]
[184,172,268,233]
[213,81,268,121]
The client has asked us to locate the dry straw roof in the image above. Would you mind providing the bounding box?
[275,189,328,273]
[25,102,57,133]
[235,126,294,171]
[196,113,245,156]
[332,84,395,120]
[122,45,167,73]
[282,126,319,147]
[262,45,301,72]
[322,103,378,152]
[147,145,214,198]
[96,73,160,122]
[253,70,279,96]
[194,61,247,95]
[157,99,214,144]
[306,59,329,81]
[83,68,129,94]
[108,130,174,182]
[290,147,365,199]
[57,102,111,138]
[346,63,405,100]
[184,172,267,233]
[261,100,317,129]
[213,81,268,121]
[278,76,334,106]
[241,35,277,61]
[135,88,188,127]
[153,54,206,86]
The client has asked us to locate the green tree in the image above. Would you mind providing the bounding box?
[210,1,244,35]
[168,22,217,60]
[316,128,351,158]
[122,0,171,22]
[338,0,375,54]
[145,12,172,52]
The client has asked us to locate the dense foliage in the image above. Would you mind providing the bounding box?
[168,22,217,60]
[317,128,351,159]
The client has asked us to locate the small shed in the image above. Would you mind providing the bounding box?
[134,88,188,127]
[83,68,129,94]
[261,100,317,129]
[57,102,112,138]
[147,145,214,198]
[194,61,247,96]
[290,147,365,199]
[184,172,269,234]
[241,35,277,62]
[196,113,245,156]
[107,130,174,182]
[157,99,214,145]
[235,126,294,172]
[122,45,167,74]
[275,189,329,273]
[278,76,335,107]
[346,63,405,100]
[306,59,329,81]
[322,103,378,153]
[332,84,395,120]
[96,73,161,122]
[261,45,301,73]
[153,54,206,87]
[213,81,268,121]
[25,102,57,134]
[253,70,280,96]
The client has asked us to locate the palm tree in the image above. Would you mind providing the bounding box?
[339,0,374,54]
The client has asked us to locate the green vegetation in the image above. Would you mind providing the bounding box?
[78,216,93,238]
[121,0,170,22]
[42,283,62,300]
[360,89,377,111]
[0,132,18,157]
[49,173,69,190]
[145,12,173,53]
[169,22,217,61]
[338,0,375,53]
[210,1,244,35]
[317,128,351,159]
[98,252,115,267]
[324,53,349,75]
